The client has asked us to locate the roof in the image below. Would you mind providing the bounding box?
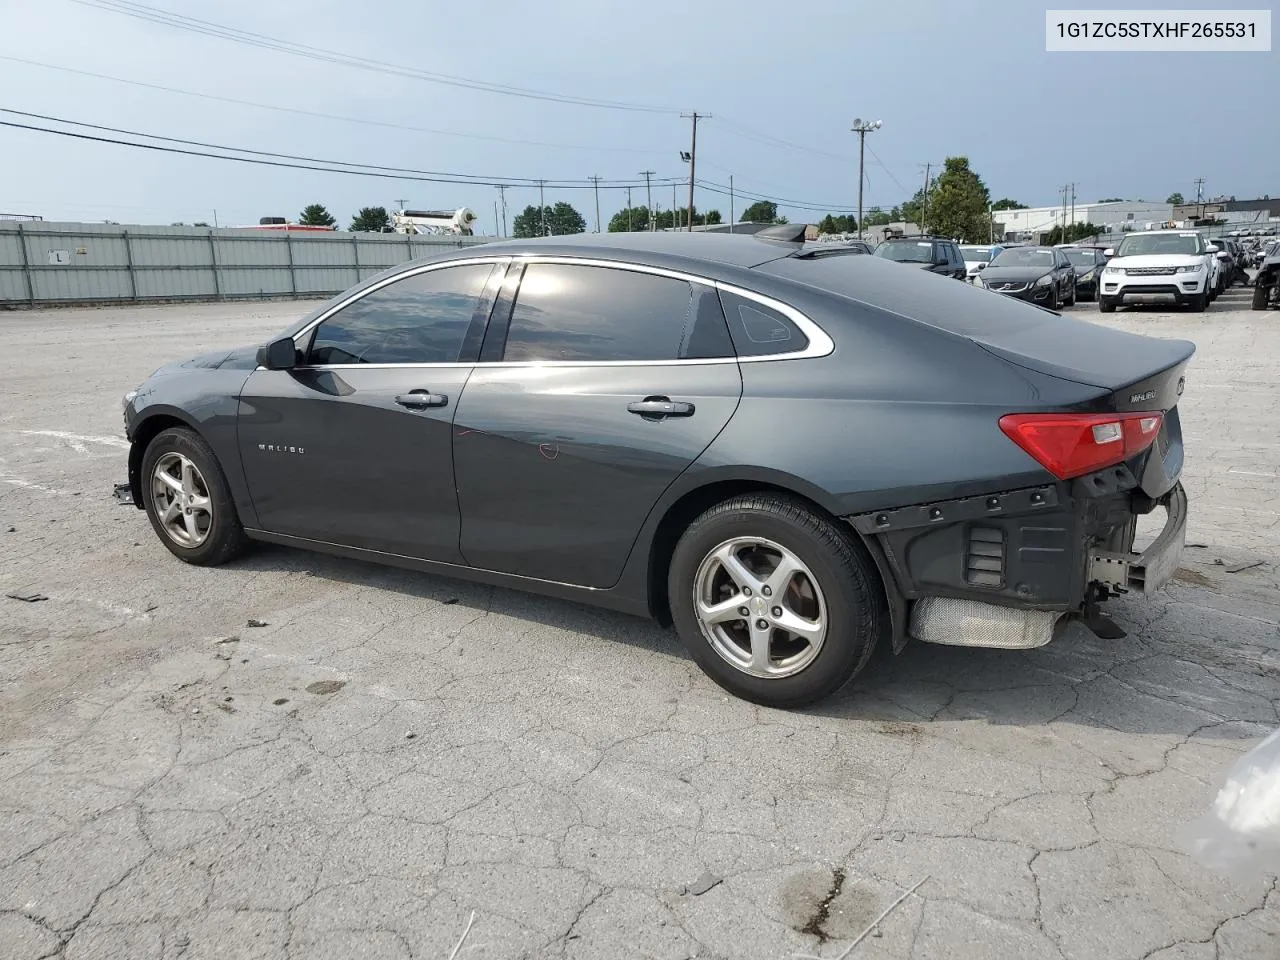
[468,231,804,270]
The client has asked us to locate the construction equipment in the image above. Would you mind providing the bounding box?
[388,207,477,236]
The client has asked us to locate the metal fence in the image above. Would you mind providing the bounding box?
[0,221,495,307]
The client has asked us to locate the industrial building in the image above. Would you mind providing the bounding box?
[992,200,1173,243]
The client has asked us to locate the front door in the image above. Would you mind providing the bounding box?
[237,260,503,562]
[453,261,744,588]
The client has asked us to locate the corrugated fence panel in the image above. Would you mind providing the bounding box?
[0,221,498,306]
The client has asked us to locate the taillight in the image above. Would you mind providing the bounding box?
[999,412,1163,480]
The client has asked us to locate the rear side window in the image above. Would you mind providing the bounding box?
[308,264,494,365]
[717,290,810,358]
[502,263,733,362]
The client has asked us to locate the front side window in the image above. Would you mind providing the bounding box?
[308,263,495,365]
[502,263,733,363]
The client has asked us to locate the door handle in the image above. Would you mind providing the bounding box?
[627,398,695,418]
[395,391,449,409]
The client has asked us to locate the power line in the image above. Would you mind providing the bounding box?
[69,0,678,115]
[0,56,673,157]
[0,114,670,191]
[0,108,681,188]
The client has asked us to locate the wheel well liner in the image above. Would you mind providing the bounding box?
[128,413,198,507]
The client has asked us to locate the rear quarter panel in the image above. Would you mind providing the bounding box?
[697,293,1088,516]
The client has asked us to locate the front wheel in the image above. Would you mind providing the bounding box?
[1099,297,1117,313]
[1187,291,1208,313]
[1254,282,1272,310]
[141,427,249,566]
[667,494,885,708]
[1063,280,1076,306]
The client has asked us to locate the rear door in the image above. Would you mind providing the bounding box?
[452,260,743,588]
[237,259,505,560]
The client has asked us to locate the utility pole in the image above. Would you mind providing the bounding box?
[729,175,734,234]
[920,163,932,233]
[680,112,708,231]
[626,187,633,232]
[587,176,602,233]
[395,198,407,215]
[672,183,678,229]
[493,201,499,238]
[538,180,547,236]
[639,170,655,230]
[1194,177,1205,220]
[1069,183,1076,230]
[851,119,881,241]
[495,185,508,237]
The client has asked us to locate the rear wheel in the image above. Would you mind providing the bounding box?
[142,427,249,566]
[1254,282,1272,310]
[667,494,885,709]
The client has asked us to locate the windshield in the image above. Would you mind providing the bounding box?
[1116,233,1203,257]
[959,246,992,262]
[875,240,935,263]
[989,248,1054,269]
[1065,250,1101,267]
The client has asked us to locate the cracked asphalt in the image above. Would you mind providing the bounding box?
[1,287,1277,959]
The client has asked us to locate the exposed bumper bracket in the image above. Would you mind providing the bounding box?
[1087,483,1187,594]
[849,484,1058,536]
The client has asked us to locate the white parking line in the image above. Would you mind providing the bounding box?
[20,430,130,452]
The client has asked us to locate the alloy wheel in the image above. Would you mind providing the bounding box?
[692,537,828,679]
[151,452,213,547]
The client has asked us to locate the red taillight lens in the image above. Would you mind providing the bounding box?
[999,412,1163,480]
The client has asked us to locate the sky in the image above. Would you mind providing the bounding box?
[2,0,1276,233]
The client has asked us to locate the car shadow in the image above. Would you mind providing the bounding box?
[227,544,1275,743]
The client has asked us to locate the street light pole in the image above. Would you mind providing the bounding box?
[851,119,881,240]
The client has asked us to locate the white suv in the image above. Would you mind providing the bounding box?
[1099,230,1213,313]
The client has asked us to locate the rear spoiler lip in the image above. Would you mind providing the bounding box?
[974,338,1196,392]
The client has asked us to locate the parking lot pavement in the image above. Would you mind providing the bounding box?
[1,295,1276,960]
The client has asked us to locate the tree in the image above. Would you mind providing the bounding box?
[1044,221,1102,245]
[607,204,647,232]
[739,200,780,223]
[818,214,858,234]
[299,203,336,227]
[916,156,992,242]
[861,207,892,227]
[349,206,390,232]
[514,202,586,238]
[702,209,723,226]
[992,198,1028,211]
[1166,192,1185,205]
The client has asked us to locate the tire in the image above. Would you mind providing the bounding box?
[1254,282,1271,310]
[1099,297,1117,313]
[667,493,886,709]
[1049,285,1061,311]
[141,426,249,566]
[1064,280,1076,307]
[1187,291,1207,313]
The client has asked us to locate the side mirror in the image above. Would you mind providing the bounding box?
[257,336,298,370]
[975,262,987,270]
[1206,244,1220,253]
[1103,248,1115,257]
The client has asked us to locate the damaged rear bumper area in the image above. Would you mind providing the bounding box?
[849,481,1187,651]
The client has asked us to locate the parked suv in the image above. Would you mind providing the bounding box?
[874,236,968,279]
[1100,230,1213,312]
